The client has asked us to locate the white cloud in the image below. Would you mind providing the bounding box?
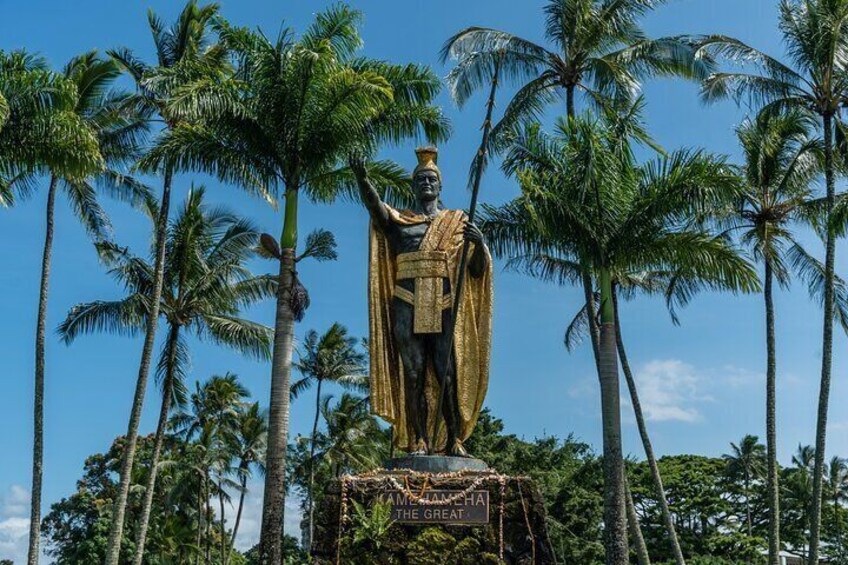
[634,359,703,423]
[568,358,762,426]
[0,485,31,564]
[224,480,304,553]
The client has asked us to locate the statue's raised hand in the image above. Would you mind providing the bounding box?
[349,154,368,181]
[350,154,389,228]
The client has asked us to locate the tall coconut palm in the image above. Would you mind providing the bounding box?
[138,6,448,560]
[1,56,106,565]
[724,435,767,537]
[290,322,367,548]
[229,402,267,562]
[523,98,717,565]
[553,100,760,562]
[730,108,831,563]
[696,4,848,559]
[101,3,227,562]
[482,115,753,565]
[18,52,150,565]
[58,187,273,564]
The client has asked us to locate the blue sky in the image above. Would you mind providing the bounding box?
[2,0,848,561]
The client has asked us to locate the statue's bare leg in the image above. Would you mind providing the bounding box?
[392,299,428,453]
[432,308,466,457]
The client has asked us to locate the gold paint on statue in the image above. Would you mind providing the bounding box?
[368,204,493,452]
[413,146,442,181]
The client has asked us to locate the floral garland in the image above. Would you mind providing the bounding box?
[335,468,514,564]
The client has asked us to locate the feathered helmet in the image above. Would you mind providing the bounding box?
[413,146,441,182]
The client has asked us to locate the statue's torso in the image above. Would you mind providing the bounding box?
[386,221,430,253]
[382,218,450,296]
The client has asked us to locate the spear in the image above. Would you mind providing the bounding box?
[430,54,502,455]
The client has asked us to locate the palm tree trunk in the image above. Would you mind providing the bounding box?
[205,472,212,564]
[131,323,179,565]
[626,477,651,565]
[613,293,685,565]
[598,268,628,565]
[259,188,299,564]
[105,169,173,565]
[765,260,780,565]
[746,474,753,537]
[307,379,323,551]
[219,485,227,565]
[230,474,248,550]
[27,176,58,565]
[195,477,203,565]
[809,111,836,565]
[583,268,601,366]
[566,85,576,120]
[834,492,842,563]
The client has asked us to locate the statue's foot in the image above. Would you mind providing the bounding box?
[410,438,429,456]
[447,439,471,458]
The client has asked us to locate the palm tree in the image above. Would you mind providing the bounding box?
[229,402,267,562]
[138,6,448,560]
[724,435,767,537]
[17,52,150,565]
[554,103,760,560]
[0,50,103,194]
[828,457,848,561]
[59,187,273,564]
[101,3,226,562]
[482,114,753,565]
[785,448,817,561]
[441,0,711,126]
[1,54,107,565]
[173,374,250,564]
[696,4,848,559]
[729,108,832,563]
[316,393,388,477]
[552,234,756,565]
[290,322,367,548]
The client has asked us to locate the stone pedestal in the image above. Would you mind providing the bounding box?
[384,455,489,473]
[311,468,556,565]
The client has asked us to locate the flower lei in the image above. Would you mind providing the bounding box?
[335,468,512,564]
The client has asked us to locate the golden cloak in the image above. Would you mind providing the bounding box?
[368,204,493,452]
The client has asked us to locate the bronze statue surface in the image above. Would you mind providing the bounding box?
[352,147,493,457]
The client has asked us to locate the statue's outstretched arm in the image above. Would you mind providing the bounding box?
[350,157,390,230]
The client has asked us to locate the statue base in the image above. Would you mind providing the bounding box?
[384,454,489,473]
[311,468,556,564]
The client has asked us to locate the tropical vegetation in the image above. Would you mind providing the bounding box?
[4,0,848,564]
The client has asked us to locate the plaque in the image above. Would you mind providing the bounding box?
[379,490,490,524]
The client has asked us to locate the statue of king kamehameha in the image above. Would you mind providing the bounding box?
[351,147,493,457]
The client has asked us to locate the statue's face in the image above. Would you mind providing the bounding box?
[413,170,441,203]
